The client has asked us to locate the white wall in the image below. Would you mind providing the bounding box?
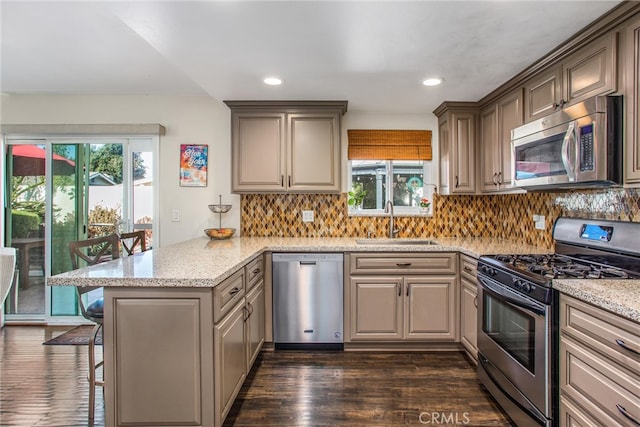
[1,95,440,246]
[1,94,236,246]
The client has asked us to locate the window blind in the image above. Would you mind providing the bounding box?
[347,129,432,160]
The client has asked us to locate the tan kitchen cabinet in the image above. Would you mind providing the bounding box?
[625,13,640,185]
[480,89,523,193]
[459,254,478,361]
[226,101,347,193]
[348,253,458,342]
[560,295,640,426]
[214,298,247,427]
[524,32,618,123]
[433,103,478,195]
[104,257,266,427]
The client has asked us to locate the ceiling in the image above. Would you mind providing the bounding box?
[0,1,621,114]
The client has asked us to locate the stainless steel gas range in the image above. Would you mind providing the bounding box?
[476,217,640,427]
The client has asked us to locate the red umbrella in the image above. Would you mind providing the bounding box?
[10,145,76,176]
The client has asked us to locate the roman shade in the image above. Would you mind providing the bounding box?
[347,129,432,160]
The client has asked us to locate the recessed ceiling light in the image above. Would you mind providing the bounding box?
[422,78,443,87]
[263,77,283,86]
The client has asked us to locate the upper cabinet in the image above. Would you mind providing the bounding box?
[625,13,640,185]
[433,103,478,195]
[480,89,523,193]
[225,101,347,193]
[524,32,618,123]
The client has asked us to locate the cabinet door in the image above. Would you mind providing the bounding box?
[246,281,265,370]
[287,113,341,192]
[451,112,476,193]
[404,276,458,341]
[524,66,562,123]
[214,300,247,427]
[460,276,478,359]
[626,15,640,184]
[438,117,451,195]
[496,89,523,190]
[104,288,214,427]
[480,105,499,192]
[349,276,403,341]
[232,112,286,192]
[563,32,617,107]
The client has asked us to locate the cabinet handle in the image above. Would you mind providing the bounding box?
[616,404,640,425]
[497,172,503,185]
[473,296,478,308]
[280,175,284,187]
[396,263,412,267]
[463,266,473,273]
[247,301,254,316]
[229,287,241,296]
[242,306,250,322]
[616,339,640,355]
[492,173,498,186]
[398,284,402,297]
[288,175,292,187]
[406,284,410,297]
[455,175,459,188]
[252,268,261,274]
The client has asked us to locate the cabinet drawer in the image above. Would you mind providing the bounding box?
[350,253,457,275]
[245,255,264,292]
[213,269,245,323]
[561,295,640,372]
[460,254,478,282]
[561,336,640,426]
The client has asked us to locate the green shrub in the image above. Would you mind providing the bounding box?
[11,210,40,238]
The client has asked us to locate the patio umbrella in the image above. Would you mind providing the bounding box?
[10,145,76,176]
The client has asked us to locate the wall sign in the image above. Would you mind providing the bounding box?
[180,144,208,187]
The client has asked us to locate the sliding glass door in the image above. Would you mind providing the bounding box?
[3,137,155,322]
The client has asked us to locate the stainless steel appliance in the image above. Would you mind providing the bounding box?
[511,95,622,191]
[273,253,344,350]
[477,218,640,427]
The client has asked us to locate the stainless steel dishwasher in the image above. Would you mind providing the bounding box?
[272,253,343,350]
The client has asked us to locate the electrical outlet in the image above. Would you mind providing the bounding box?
[171,209,180,222]
[302,210,314,223]
[533,214,545,230]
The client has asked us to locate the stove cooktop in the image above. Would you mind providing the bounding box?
[485,253,640,281]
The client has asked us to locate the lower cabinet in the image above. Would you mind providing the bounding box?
[560,294,640,426]
[104,255,265,427]
[459,254,478,360]
[214,299,247,427]
[348,253,458,342]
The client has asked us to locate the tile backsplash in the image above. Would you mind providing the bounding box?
[241,188,640,250]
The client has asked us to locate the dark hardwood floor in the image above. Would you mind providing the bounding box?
[1,326,511,426]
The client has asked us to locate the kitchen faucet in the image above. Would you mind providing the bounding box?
[384,200,397,238]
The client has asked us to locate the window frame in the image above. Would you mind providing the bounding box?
[347,160,434,217]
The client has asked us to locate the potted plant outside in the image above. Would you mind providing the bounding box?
[348,183,367,210]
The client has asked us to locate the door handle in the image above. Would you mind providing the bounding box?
[299,261,317,266]
[561,121,577,182]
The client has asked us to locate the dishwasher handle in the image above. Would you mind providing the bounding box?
[299,261,317,266]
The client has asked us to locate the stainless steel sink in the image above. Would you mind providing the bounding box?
[355,238,439,246]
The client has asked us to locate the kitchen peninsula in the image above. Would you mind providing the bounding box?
[48,236,640,427]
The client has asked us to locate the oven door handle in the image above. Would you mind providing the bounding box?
[479,276,545,316]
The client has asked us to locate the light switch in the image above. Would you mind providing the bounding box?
[533,214,545,230]
[302,210,314,223]
[171,209,180,222]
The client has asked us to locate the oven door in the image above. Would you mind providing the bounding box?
[477,273,552,424]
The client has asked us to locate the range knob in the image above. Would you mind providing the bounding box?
[512,279,523,290]
[522,283,532,293]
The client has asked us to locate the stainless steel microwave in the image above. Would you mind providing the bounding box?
[511,95,622,190]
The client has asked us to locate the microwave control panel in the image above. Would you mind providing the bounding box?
[579,123,594,171]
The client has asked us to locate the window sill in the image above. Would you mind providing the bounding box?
[347,210,433,218]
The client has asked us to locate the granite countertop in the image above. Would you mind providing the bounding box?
[553,279,640,323]
[47,235,640,323]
